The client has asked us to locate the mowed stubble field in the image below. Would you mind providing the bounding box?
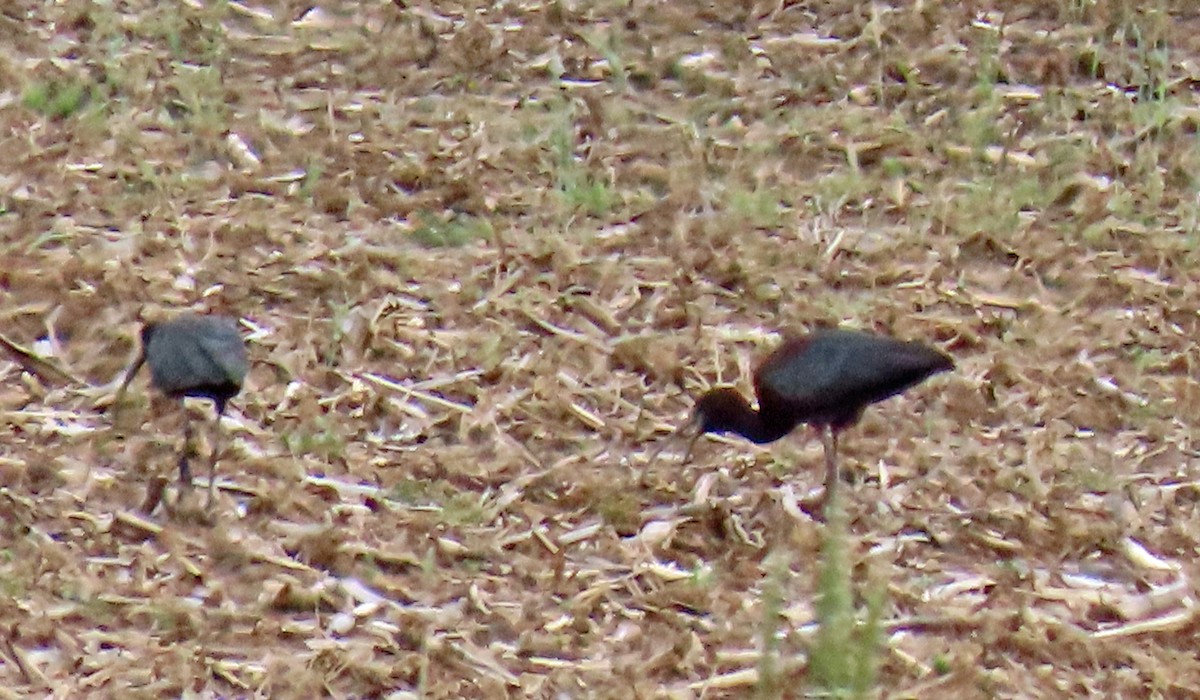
[3,1,1200,697]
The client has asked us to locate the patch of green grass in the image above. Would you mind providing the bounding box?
[969,22,1003,94]
[321,299,354,367]
[595,490,640,532]
[439,492,487,527]
[70,595,122,625]
[389,480,487,527]
[689,563,715,589]
[957,100,1005,153]
[139,2,230,64]
[764,454,798,479]
[808,493,883,698]
[390,479,441,506]
[932,654,953,675]
[726,186,785,229]
[410,213,493,248]
[0,568,28,599]
[1120,6,1171,102]
[23,228,79,254]
[756,551,787,699]
[22,79,94,119]
[581,30,628,91]
[809,171,880,216]
[282,417,346,459]
[668,61,716,97]
[114,159,202,218]
[553,147,617,218]
[1131,347,1168,373]
[881,157,906,179]
[531,96,621,218]
[299,159,325,200]
[135,600,200,634]
[167,63,230,139]
[1125,400,1172,424]
[942,169,1049,241]
[1069,460,1120,493]
[560,176,618,217]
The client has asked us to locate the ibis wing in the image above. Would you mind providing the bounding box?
[147,318,248,394]
[194,329,249,385]
[755,330,950,425]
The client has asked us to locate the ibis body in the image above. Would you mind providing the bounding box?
[138,315,247,413]
[116,314,248,504]
[692,328,953,505]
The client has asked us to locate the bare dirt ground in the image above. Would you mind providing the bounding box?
[4,1,1200,697]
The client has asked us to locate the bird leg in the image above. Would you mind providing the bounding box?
[679,428,704,467]
[178,409,194,487]
[139,475,168,515]
[206,406,224,508]
[821,427,839,512]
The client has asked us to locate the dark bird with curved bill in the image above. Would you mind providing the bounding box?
[114,314,248,507]
[687,327,953,510]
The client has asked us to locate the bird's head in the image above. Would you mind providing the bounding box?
[677,387,754,464]
[692,387,752,435]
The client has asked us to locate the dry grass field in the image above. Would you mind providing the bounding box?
[3,1,1200,697]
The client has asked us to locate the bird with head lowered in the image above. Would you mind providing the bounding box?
[687,327,953,511]
[114,313,248,508]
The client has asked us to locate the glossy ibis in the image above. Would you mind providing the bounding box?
[688,328,953,506]
[114,314,248,506]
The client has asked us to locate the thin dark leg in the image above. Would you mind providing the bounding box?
[821,427,839,508]
[179,407,194,486]
[207,403,226,508]
[140,475,168,514]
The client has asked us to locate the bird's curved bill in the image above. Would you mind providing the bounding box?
[644,416,704,471]
[679,419,704,465]
[111,352,147,421]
